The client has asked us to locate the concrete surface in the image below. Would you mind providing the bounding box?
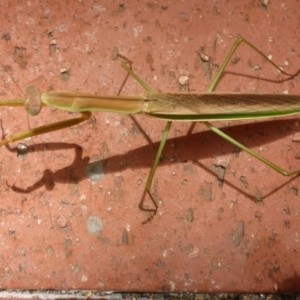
[0,0,299,293]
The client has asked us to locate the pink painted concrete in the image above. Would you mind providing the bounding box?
[0,0,299,293]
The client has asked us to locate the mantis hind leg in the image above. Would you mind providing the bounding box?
[208,35,300,92]
[203,120,300,176]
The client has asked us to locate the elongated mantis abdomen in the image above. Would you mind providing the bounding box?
[144,93,300,120]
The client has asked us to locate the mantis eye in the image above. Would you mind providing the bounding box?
[24,85,42,116]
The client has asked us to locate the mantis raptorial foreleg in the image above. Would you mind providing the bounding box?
[0,111,91,146]
[120,36,300,222]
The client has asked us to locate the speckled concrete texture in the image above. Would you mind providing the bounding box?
[0,0,299,293]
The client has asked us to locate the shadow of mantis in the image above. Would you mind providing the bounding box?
[3,117,299,210]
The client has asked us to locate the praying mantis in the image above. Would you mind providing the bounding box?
[0,35,300,223]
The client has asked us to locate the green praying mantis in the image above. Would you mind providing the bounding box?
[0,35,300,223]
